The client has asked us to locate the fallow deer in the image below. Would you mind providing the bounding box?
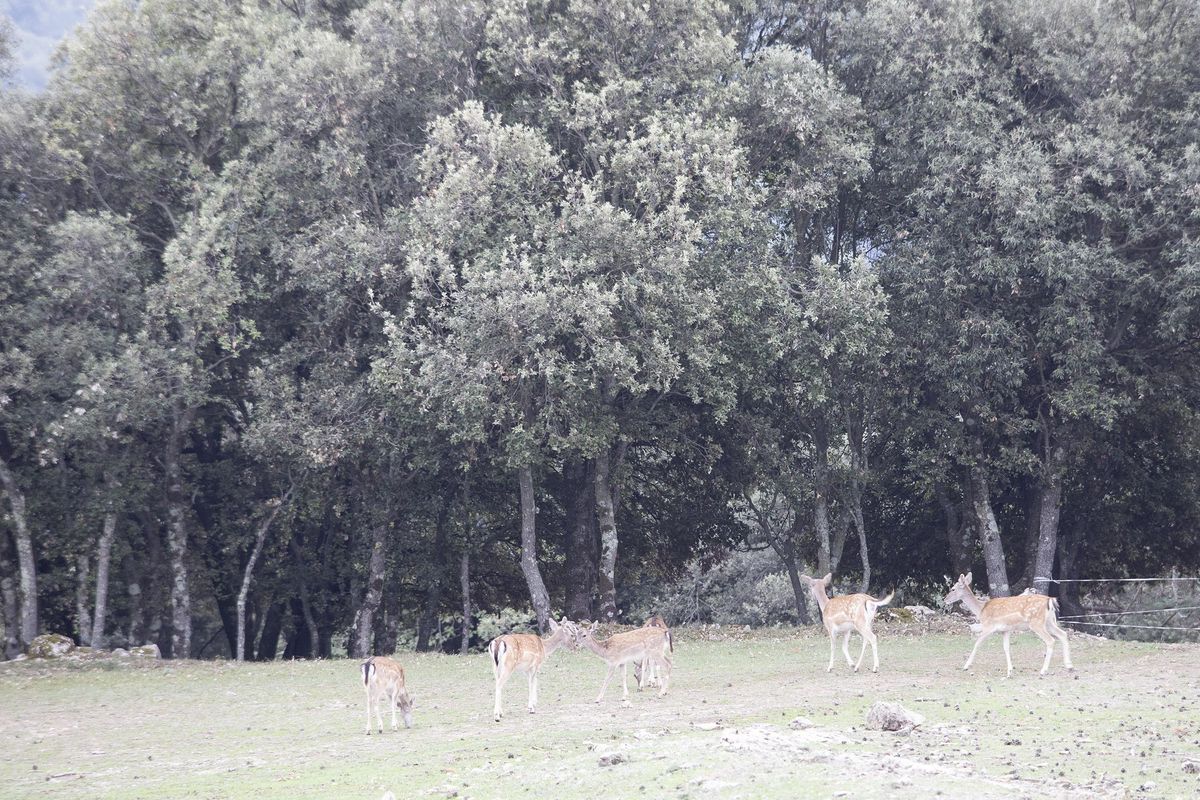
[361,656,414,734]
[800,572,893,673]
[488,616,578,722]
[634,614,672,689]
[943,572,1074,676]
[576,621,672,705]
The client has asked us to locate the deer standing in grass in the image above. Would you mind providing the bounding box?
[801,573,893,673]
[633,614,672,689]
[943,572,1073,677]
[576,621,672,705]
[488,617,578,722]
[362,656,414,734]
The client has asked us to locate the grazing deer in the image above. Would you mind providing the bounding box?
[488,616,578,722]
[576,621,672,705]
[943,572,1073,677]
[361,656,414,734]
[800,573,894,673]
[634,615,673,689]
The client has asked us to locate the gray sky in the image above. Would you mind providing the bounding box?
[3,0,96,90]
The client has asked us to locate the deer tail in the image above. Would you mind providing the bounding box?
[873,591,895,609]
[489,638,504,668]
[362,657,375,687]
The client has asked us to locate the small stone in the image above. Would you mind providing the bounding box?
[598,753,627,767]
[788,717,816,730]
[865,701,925,732]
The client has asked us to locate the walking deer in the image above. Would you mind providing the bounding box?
[943,572,1074,676]
[576,621,672,705]
[634,615,672,689]
[488,616,578,722]
[362,656,414,734]
[801,573,893,673]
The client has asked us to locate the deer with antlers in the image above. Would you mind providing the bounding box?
[488,616,578,722]
[800,573,894,673]
[943,572,1073,677]
[362,656,415,734]
[576,621,672,705]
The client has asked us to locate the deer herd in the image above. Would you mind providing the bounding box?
[362,571,1075,733]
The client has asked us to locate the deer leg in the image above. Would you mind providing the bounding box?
[1046,618,1074,670]
[621,663,632,705]
[389,687,399,731]
[494,665,512,722]
[655,653,671,697]
[529,668,539,713]
[1002,632,1013,677]
[853,629,868,672]
[365,688,373,735]
[864,628,880,673]
[827,631,837,672]
[374,687,385,733]
[963,630,994,670]
[596,665,616,703]
[842,631,854,668]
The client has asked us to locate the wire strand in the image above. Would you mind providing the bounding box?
[1062,620,1198,632]
[1057,605,1200,620]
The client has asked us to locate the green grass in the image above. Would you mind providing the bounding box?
[2,625,1199,799]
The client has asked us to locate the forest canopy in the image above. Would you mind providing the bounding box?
[1,0,1199,659]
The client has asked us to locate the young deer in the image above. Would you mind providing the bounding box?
[576,621,672,705]
[361,656,414,734]
[800,573,894,673]
[633,615,672,689]
[943,572,1074,677]
[488,617,578,722]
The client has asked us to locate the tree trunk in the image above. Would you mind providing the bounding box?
[417,495,452,652]
[288,536,320,657]
[516,465,551,631]
[812,420,833,576]
[256,599,284,660]
[1019,480,1042,591]
[164,404,195,659]
[1,536,21,659]
[352,524,388,658]
[970,463,1010,597]
[237,489,292,662]
[459,550,471,654]
[75,553,93,646]
[0,455,37,645]
[851,498,870,593]
[770,539,813,625]
[594,446,622,622]
[565,459,596,620]
[90,511,118,648]
[936,482,971,577]
[1031,445,1065,595]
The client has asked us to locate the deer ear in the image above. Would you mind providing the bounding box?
[822,573,832,583]
[963,572,972,585]
[548,618,560,631]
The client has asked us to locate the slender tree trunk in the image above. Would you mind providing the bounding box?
[0,455,37,645]
[90,511,117,648]
[830,507,850,574]
[256,600,284,660]
[1,536,21,659]
[237,489,292,662]
[164,404,195,659]
[812,420,833,576]
[565,459,596,620]
[850,498,870,593]
[594,445,624,622]
[1020,481,1042,591]
[459,550,471,654]
[770,539,813,625]
[970,463,1010,597]
[517,465,551,631]
[352,524,387,658]
[1031,445,1065,595]
[936,482,971,577]
[75,553,92,646]
[288,536,319,657]
[417,495,452,652]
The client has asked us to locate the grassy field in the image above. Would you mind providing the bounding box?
[2,622,1199,800]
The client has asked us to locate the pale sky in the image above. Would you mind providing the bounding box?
[2,0,96,90]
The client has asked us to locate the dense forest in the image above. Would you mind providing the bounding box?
[1,0,1198,660]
